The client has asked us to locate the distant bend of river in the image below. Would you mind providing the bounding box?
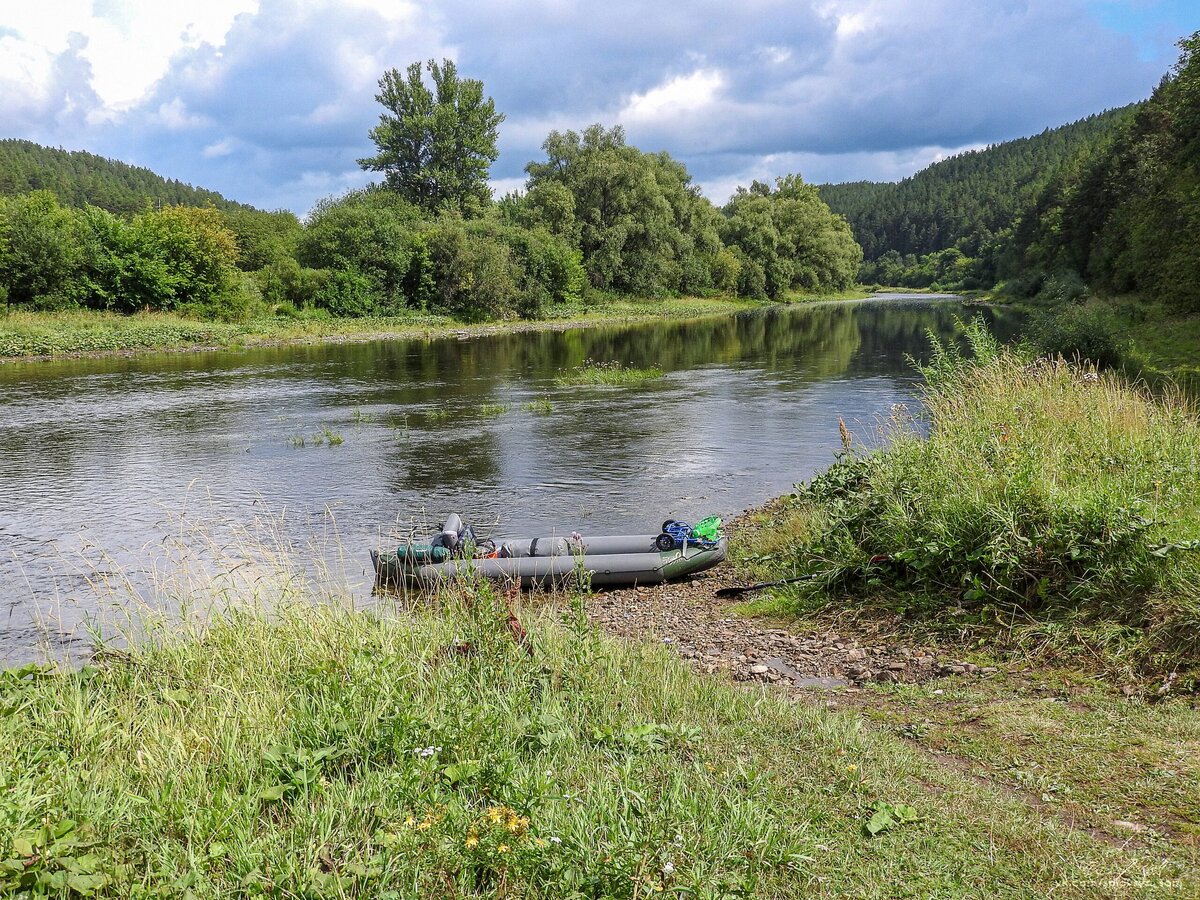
[0,295,1019,663]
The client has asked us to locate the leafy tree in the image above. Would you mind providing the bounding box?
[0,190,86,308]
[77,205,174,311]
[220,208,303,271]
[419,216,521,321]
[359,59,504,215]
[721,176,861,298]
[129,205,241,313]
[523,124,724,296]
[297,189,423,313]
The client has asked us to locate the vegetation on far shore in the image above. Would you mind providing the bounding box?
[0,295,763,360]
[0,62,861,340]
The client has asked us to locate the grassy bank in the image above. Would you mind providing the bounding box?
[0,289,892,362]
[736,320,1200,676]
[0,296,766,361]
[2,580,1194,898]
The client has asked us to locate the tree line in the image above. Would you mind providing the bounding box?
[817,30,1200,315]
[0,60,860,322]
[817,106,1136,291]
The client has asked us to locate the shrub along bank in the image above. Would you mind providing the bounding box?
[749,320,1200,676]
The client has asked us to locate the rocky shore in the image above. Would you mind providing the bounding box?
[583,569,996,690]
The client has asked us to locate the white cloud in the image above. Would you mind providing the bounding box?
[156,97,211,130]
[0,1,260,120]
[620,69,725,122]
[202,138,237,158]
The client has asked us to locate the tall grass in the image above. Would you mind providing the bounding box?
[2,509,1192,895]
[775,320,1200,671]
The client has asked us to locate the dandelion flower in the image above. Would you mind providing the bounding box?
[465,834,479,849]
[498,844,510,854]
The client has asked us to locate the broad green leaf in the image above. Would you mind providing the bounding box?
[66,873,108,895]
[257,784,290,802]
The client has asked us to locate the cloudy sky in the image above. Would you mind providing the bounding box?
[2,1,1197,214]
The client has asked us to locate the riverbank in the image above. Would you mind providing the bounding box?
[578,552,1200,868]
[980,290,1200,383]
[2,579,1193,898]
[0,290,878,362]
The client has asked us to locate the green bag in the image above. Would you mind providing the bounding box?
[690,515,723,542]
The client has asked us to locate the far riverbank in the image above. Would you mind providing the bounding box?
[0,289,896,363]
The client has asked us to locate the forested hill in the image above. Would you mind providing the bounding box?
[816,106,1136,263]
[0,139,255,214]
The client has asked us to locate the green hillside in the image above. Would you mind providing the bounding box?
[816,107,1136,288]
[0,139,255,215]
[1012,33,1200,313]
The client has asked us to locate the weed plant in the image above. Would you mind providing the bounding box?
[475,403,510,418]
[771,319,1200,672]
[553,360,664,387]
[522,397,552,415]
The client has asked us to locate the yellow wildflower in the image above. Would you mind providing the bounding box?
[417,821,432,831]
[533,838,547,848]
[485,806,505,824]
[464,834,479,849]
[404,816,417,827]
[845,764,858,773]
[497,844,510,854]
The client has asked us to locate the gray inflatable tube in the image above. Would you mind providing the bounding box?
[371,523,726,589]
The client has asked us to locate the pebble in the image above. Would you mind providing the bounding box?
[576,569,968,691]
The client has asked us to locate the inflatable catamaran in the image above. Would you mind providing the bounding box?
[371,514,726,589]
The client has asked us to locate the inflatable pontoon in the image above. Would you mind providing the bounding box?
[371,514,726,589]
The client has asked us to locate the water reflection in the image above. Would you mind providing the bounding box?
[0,296,1012,661]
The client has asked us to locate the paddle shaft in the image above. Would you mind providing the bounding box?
[715,574,819,598]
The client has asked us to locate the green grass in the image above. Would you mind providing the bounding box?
[523,397,553,415]
[854,667,1200,848]
[0,296,768,361]
[1,579,1194,898]
[736,319,1200,675]
[554,360,665,387]
[475,403,510,418]
[776,288,874,303]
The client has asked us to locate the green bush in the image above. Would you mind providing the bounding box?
[1027,303,1129,368]
[0,190,87,307]
[314,269,381,318]
[781,321,1200,668]
[253,258,329,311]
[423,218,522,321]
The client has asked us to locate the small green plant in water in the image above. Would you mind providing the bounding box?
[554,359,664,386]
[476,403,510,418]
[425,407,450,422]
[523,397,553,415]
[351,407,376,423]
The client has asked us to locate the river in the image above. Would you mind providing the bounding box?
[0,295,1014,663]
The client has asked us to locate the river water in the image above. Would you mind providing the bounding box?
[0,296,1013,663]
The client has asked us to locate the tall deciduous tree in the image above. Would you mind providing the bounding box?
[359,59,504,215]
